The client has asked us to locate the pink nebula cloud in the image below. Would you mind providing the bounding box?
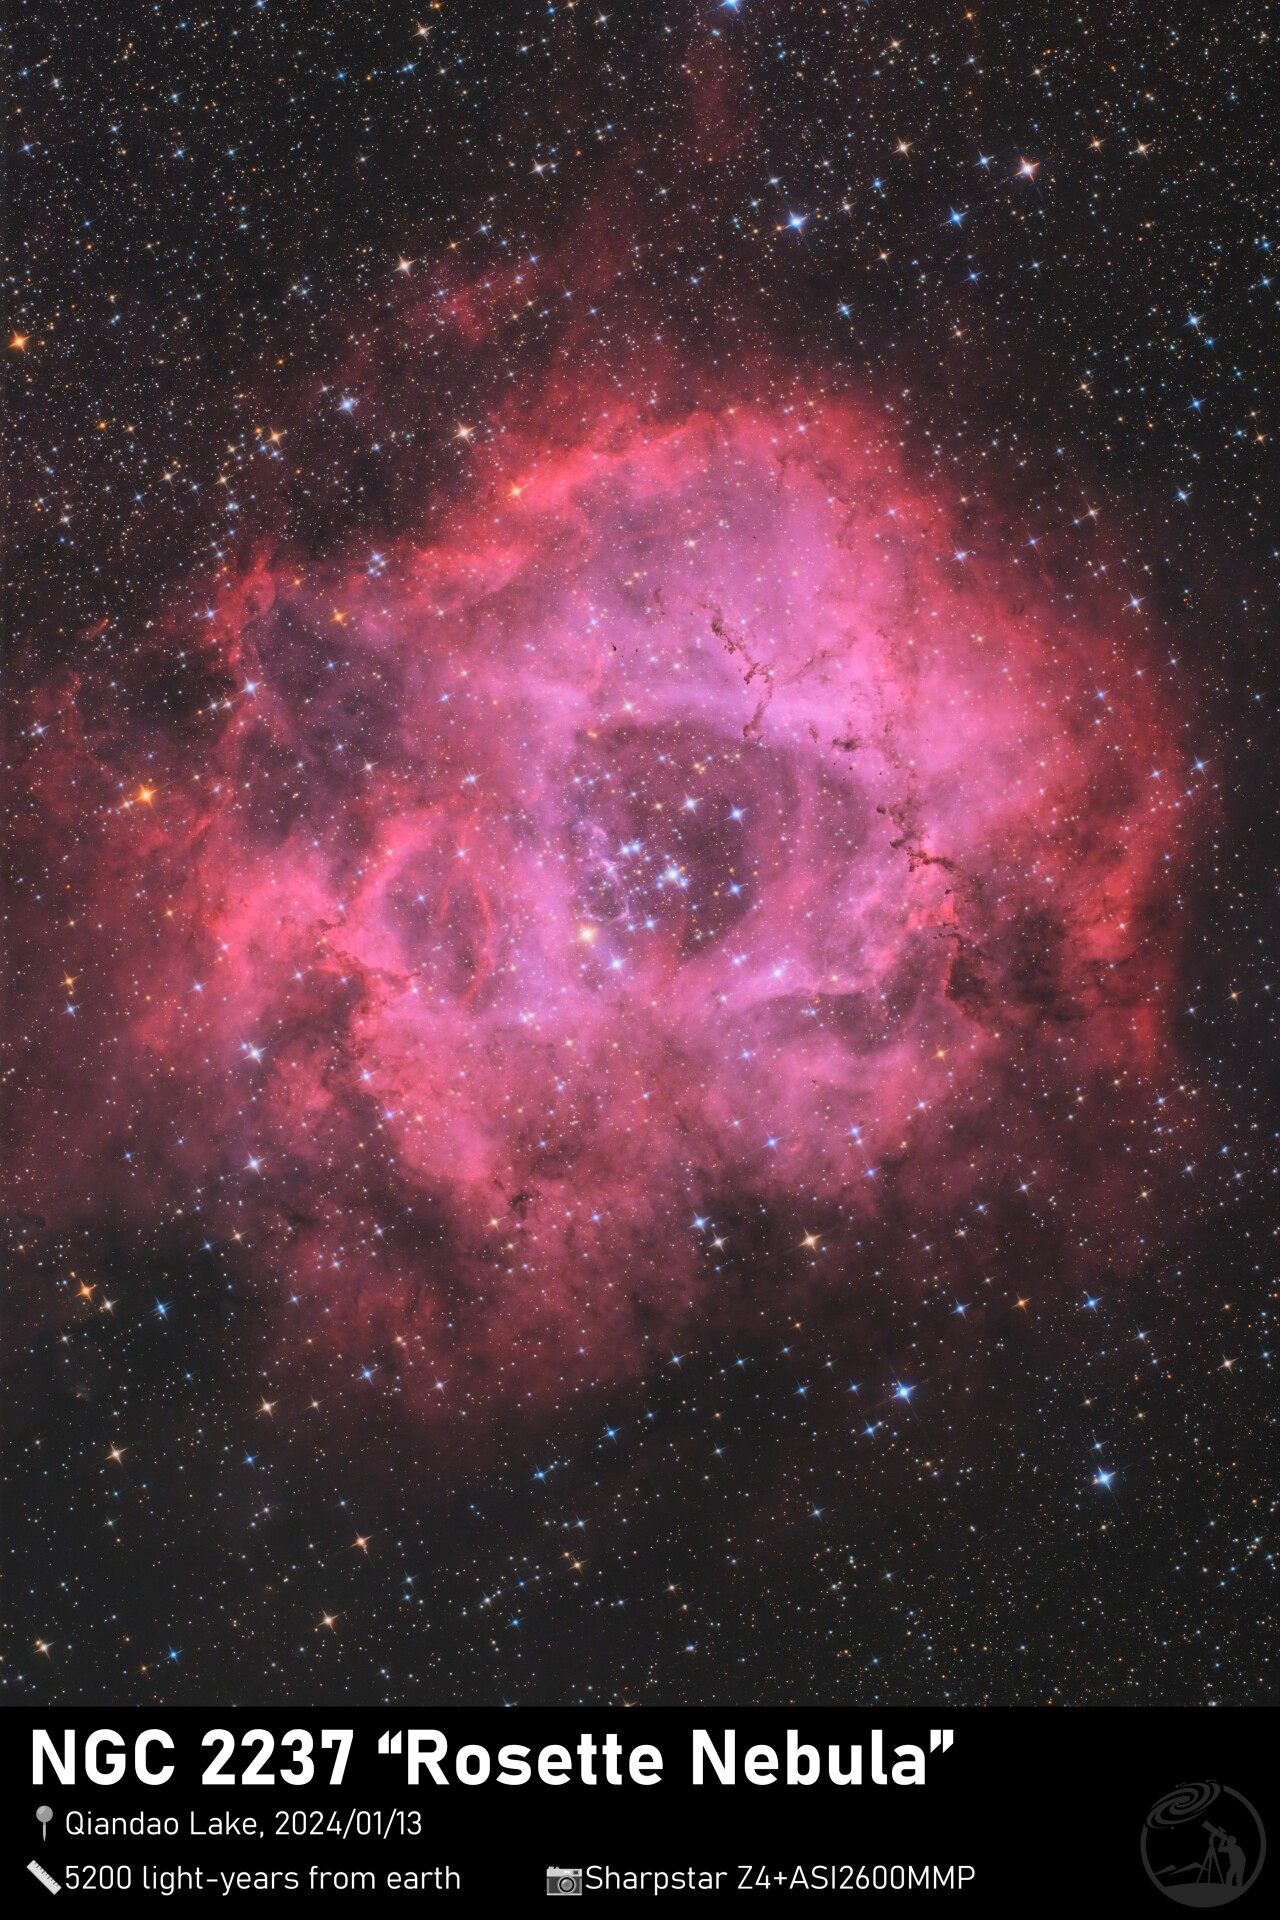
[17,390,1196,1409]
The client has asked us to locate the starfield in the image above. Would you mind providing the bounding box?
[5,1,1276,1707]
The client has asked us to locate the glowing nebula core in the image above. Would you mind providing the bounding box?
[24,393,1191,1406]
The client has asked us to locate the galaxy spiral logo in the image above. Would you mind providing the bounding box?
[1142,1782,1265,1906]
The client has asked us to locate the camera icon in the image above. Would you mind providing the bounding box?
[546,1867,583,1896]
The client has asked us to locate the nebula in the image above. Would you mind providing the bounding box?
[15,386,1192,1410]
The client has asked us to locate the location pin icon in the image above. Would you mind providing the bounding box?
[36,1806,52,1841]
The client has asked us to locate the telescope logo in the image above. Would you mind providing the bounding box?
[1141,1782,1265,1906]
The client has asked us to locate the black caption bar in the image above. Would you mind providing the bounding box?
[6,1707,1268,1905]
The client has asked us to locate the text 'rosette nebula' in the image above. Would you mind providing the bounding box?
[23,394,1193,1411]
